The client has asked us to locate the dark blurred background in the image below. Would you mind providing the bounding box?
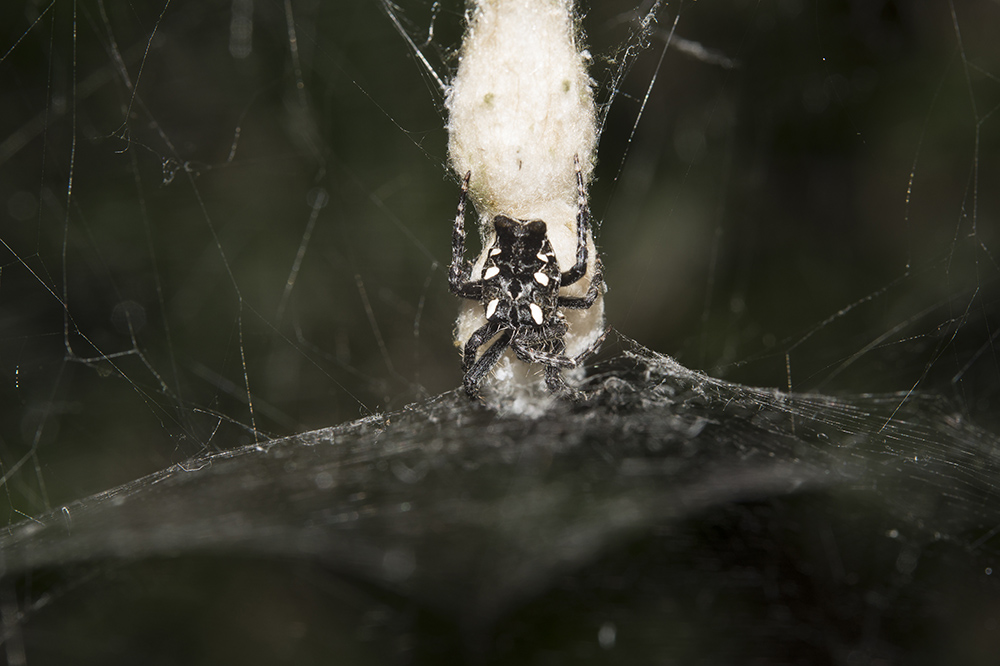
[0,0,999,661]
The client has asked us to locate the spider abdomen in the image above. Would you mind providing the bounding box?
[480,216,562,328]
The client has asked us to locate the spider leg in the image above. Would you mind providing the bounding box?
[453,279,484,301]
[545,365,572,394]
[543,338,573,393]
[464,328,512,399]
[449,171,483,301]
[572,326,609,365]
[510,339,575,368]
[557,256,603,309]
[511,327,606,369]
[507,334,576,393]
[546,329,609,398]
[559,155,590,287]
[463,319,502,372]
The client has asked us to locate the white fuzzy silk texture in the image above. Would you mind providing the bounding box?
[447,0,604,411]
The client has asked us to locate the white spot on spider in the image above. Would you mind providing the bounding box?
[483,266,500,280]
[490,247,502,256]
[486,298,499,319]
[529,303,544,325]
[537,252,549,263]
[534,272,549,286]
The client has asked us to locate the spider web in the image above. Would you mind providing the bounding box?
[0,0,999,663]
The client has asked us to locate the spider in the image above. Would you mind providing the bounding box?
[449,156,604,399]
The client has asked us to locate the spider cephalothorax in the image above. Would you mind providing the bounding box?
[449,158,603,399]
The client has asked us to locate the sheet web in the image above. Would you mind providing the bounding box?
[0,0,999,662]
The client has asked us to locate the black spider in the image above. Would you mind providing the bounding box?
[449,156,604,399]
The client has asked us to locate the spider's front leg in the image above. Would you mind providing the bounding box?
[449,171,482,300]
[560,155,591,287]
